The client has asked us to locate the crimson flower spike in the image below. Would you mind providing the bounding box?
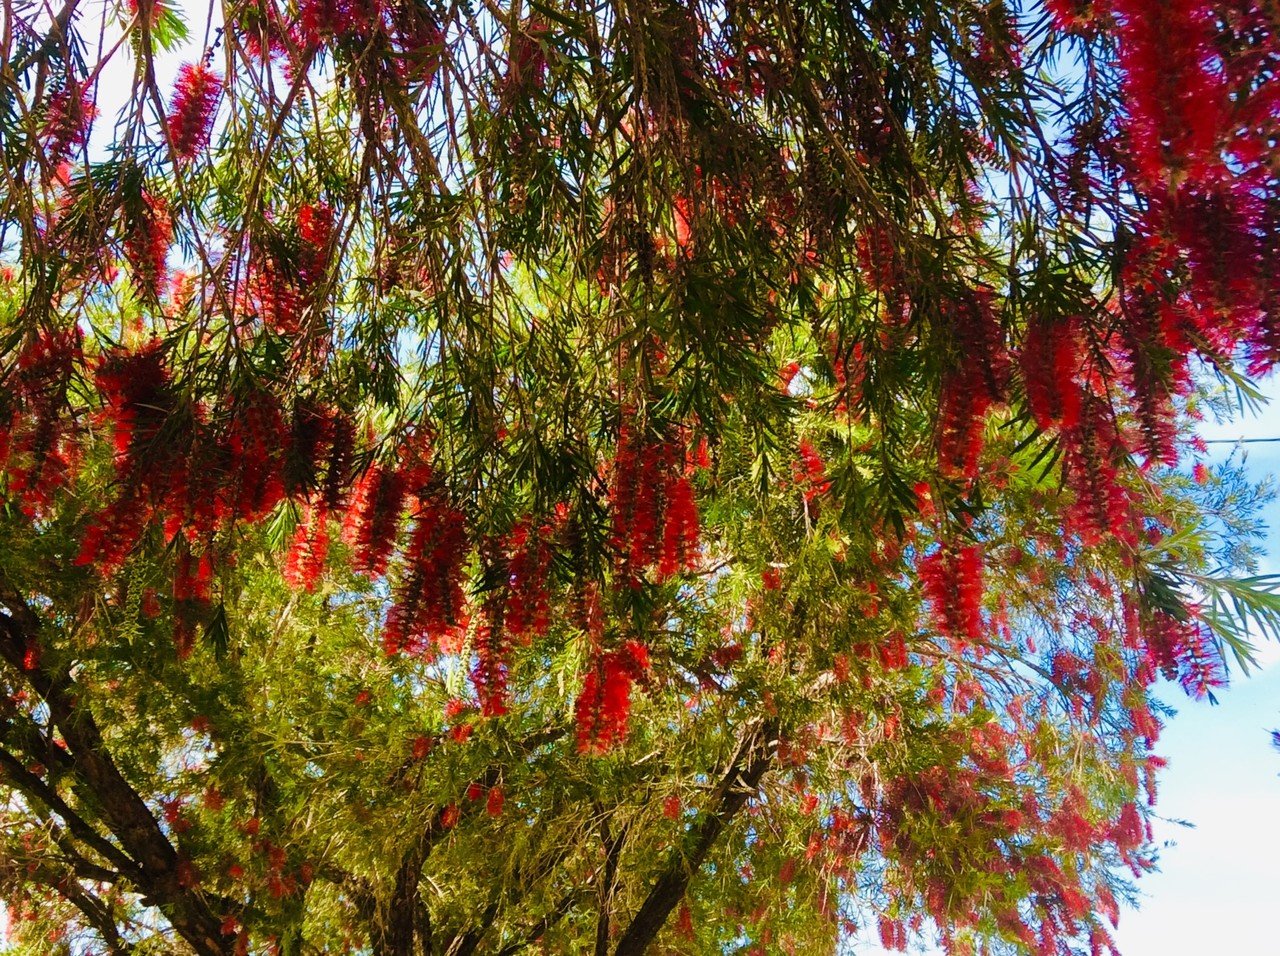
[41,84,96,166]
[124,193,172,300]
[166,63,223,160]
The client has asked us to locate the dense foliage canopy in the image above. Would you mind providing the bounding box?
[2,0,1280,953]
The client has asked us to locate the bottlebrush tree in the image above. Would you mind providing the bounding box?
[2,1,1280,954]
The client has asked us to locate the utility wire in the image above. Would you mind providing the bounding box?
[1201,437,1280,444]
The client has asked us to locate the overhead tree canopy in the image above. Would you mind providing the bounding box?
[2,0,1279,953]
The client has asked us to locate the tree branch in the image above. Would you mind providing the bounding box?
[7,0,81,76]
[0,742,139,879]
[493,889,584,956]
[0,597,234,955]
[363,727,569,954]
[59,871,137,955]
[612,718,778,956]
[595,814,627,956]
[443,900,497,956]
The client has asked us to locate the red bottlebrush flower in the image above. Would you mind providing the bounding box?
[937,368,992,480]
[166,444,237,544]
[878,631,909,670]
[1113,0,1227,186]
[142,588,162,617]
[947,286,1009,403]
[575,640,649,754]
[1020,315,1082,432]
[297,203,334,251]
[1192,462,1209,485]
[168,270,197,313]
[630,442,667,569]
[166,63,222,159]
[597,649,639,740]
[319,413,354,511]
[396,432,436,492]
[795,439,831,501]
[265,871,297,899]
[1145,610,1226,700]
[201,785,226,813]
[124,193,172,300]
[389,0,444,79]
[831,339,866,415]
[244,199,338,335]
[877,916,907,952]
[77,342,210,572]
[126,0,169,24]
[240,2,292,63]
[172,547,214,658]
[1172,181,1266,355]
[1111,801,1146,853]
[913,481,935,517]
[12,327,81,385]
[918,544,984,651]
[279,402,354,510]
[658,476,699,579]
[608,421,685,584]
[779,361,802,392]
[94,339,173,462]
[609,423,641,567]
[1118,204,1216,463]
[574,668,606,752]
[673,195,694,254]
[486,786,505,816]
[1047,788,1097,853]
[502,20,549,102]
[285,401,335,495]
[297,0,349,44]
[440,803,460,829]
[1061,397,1136,546]
[711,640,743,670]
[693,435,711,470]
[75,492,152,576]
[247,255,302,335]
[1117,291,1180,468]
[227,392,289,521]
[856,225,903,295]
[503,518,552,640]
[676,903,695,940]
[761,566,782,590]
[471,614,508,717]
[662,795,681,820]
[283,503,330,591]
[1,329,82,518]
[298,0,388,46]
[383,495,469,656]
[1044,0,1091,30]
[1090,925,1122,956]
[40,84,96,165]
[1250,201,1280,373]
[174,546,214,603]
[343,463,408,576]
